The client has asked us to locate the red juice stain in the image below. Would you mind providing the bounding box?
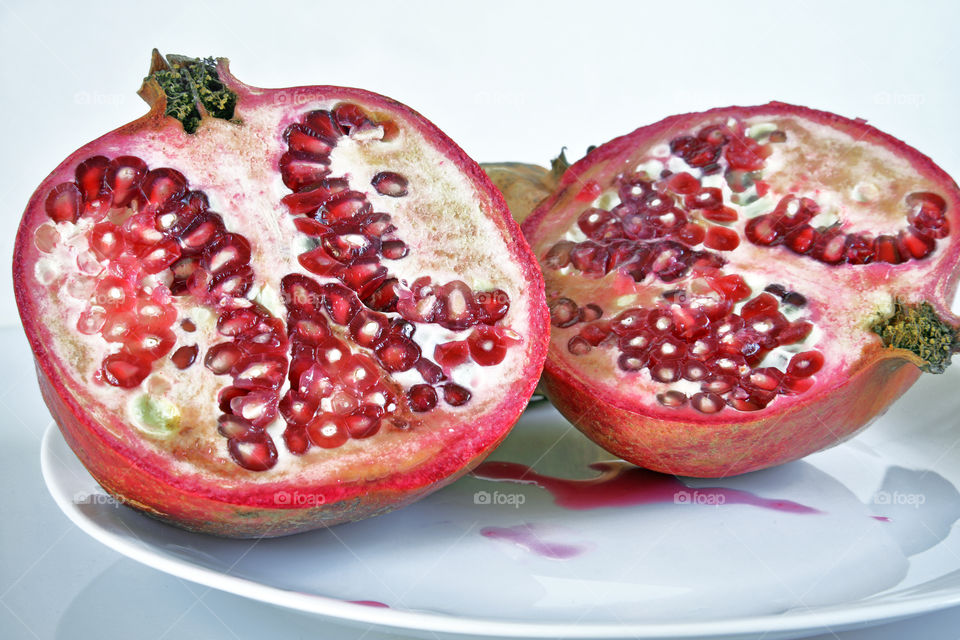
[480,524,586,559]
[472,461,820,514]
[871,516,891,522]
[349,600,389,608]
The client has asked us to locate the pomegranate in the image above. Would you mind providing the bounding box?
[14,52,548,537]
[522,102,960,477]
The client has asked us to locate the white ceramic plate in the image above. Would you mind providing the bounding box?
[41,366,960,640]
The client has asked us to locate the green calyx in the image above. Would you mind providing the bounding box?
[871,300,959,374]
[145,50,237,134]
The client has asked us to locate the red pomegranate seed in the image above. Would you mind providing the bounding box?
[468,325,514,366]
[907,192,950,239]
[217,307,260,337]
[105,156,148,207]
[579,322,612,346]
[338,354,379,391]
[95,276,134,312]
[293,216,332,238]
[702,207,738,224]
[690,392,725,414]
[649,358,682,383]
[203,234,251,274]
[810,231,848,264]
[407,384,438,412]
[710,274,751,302]
[75,155,110,208]
[682,360,711,381]
[688,333,718,359]
[279,390,318,427]
[345,406,382,439]
[278,151,330,191]
[874,235,904,264]
[89,222,125,260]
[575,180,602,202]
[207,265,254,299]
[77,306,107,335]
[646,309,676,335]
[233,355,287,390]
[321,283,361,325]
[364,278,400,312]
[376,335,421,372]
[578,303,603,323]
[549,298,580,328]
[436,280,478,331]
[724,136,767,171]
[786,351,824,378]
[784,225,817,254]
[285,123,335,156]
[306,414,349,448]
[415,359,445,385]
[897,228,936,260]
[781,375,815,395]
[744,216,780,246]
[567,336,591,355]
[229,389,278,428]
[303,109,344,141]
[217,413,264,441]
[381,239,409,260]
[617,350,647,371]
[283,427,310,455]
[441,383,471,407]
[778,320,813,345]
[701,374,736,395]
[704,226,740,251]
[298,246,344,278]
[434,341,470,369]
[332,103,373,134]
[297,363,334,400]
[227,437,278,471]
[204,342,244,375]
[666,172,700,195]
[281,180,343,216]
[476,289,510,324]
[323,191,371,222]
[371,171,409,197]
[657,390,688,407]
[139,238,182,274]
[179,214,225,254]
[101,353,151,388]
[321,229,379,263]
[577,208,615,237]
[140,168,186,209]
[741,293,779,319]
[542,241,574,269]
[685,187,723,210]
[348,309,389,348]
[339,259,388,299]
[845,233,876,264]
[170,345,198,369]
[397,278,441,323]
[125,326,175,360]
[569,242,611,277]
[45,182,82,223]
[101,311,136,342]
[745,367,784,392]
[677,222,707,246]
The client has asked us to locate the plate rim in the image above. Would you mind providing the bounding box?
[39,423,960,639]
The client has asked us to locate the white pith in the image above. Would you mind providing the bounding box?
[30,96,533,482]
[538,113,950,416]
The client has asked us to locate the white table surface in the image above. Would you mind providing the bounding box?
[2,1,960,638]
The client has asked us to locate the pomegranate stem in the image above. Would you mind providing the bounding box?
[143,50,237,134]
[871,300,959,373]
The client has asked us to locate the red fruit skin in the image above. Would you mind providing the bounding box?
[523,102,960,477]
[15,57,549,536]
[543,350,921,477]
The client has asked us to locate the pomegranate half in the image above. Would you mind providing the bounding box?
[14,52,548,537]
[522,102,960,477]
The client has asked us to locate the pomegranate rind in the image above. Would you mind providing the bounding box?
[523,102,960,477]
[14,57,549,536]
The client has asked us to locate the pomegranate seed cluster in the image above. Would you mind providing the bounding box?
[36,102,521,471]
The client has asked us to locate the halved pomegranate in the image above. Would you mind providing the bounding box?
[14,52,548,536]
[522,103,960,477]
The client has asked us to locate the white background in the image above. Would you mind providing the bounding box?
[1,1,959,638]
